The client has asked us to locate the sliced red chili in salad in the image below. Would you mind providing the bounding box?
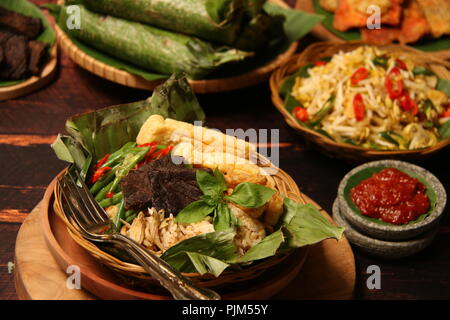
[353,93,365,121]
[395,59,407,71]
[314,61,327,67]
[440,104,450,118]
[351,67,369,85]
[293,106,309,122]
[106,192,115,199]
[399,92,418,116]
[385,67,404,99]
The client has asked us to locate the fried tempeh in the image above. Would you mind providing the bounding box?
[416,0,450,38]
[333,0,404,32]
[361,0,429,45]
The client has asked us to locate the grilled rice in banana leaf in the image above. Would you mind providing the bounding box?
[59,5,251,79]
[81,0,282,51]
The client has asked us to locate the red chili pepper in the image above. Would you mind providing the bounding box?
[91,166,112,183]
[94,153,110,170]
[399,92,418,116]
[151,145,174,160]
[353,94,365,121]
[137,142,158,148]
[440,104,450,118]
[395,59,407,70]
[106,192,115,199]
[351,67,369,85]
[293,106,309,122]
[314,61,327,67]
[385,67,404,99]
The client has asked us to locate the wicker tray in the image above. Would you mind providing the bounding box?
[54,0,298,94]
[270,41,450,163]
[53,158,309,289]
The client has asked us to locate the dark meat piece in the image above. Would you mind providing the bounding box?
[0,47,3,65]
[0,29,13,45]
[0,7,42,39]
[28,40,49,75]
[120,155,209,215]
[0,34,29,80]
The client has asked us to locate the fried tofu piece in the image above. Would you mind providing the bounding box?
[137,115,255,160]
[319,0,338,12]
[416,0,450,37]
[333,0,404,32]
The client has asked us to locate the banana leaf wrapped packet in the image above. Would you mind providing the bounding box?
[56,5,251,79]
[81,0,282,51]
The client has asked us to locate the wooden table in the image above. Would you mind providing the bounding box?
[1,0,450,300]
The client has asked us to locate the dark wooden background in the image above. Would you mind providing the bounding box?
[1,0,449,300]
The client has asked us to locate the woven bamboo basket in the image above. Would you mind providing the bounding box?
[54,0,297,94]
[52,157,307,289]
[270,41,450,163]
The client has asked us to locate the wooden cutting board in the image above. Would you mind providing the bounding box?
[14,197,355,300]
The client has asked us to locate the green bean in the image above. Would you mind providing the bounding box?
[125,212,137,223]
[90,168,116,195]
[95,180,115,202]
[107,147,149,193]
[102,142,137,168]
[113,198,126,231]
[99,192,123,208]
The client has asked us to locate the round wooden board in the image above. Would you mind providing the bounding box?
[54,0,298,94]
[0,45,58,101]
[14,183,355,300]
[296,0,450,60]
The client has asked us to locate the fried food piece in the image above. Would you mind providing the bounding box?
[361,0,429,45]
[28,40,49,75]
[333,0,404,32]
[398,0,430,43]
[0,7,42,39]
[0,35,29,80]
[416,0,450,37]
[319,0,338,12]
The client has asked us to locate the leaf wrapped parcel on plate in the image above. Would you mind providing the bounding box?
[57,5,251,79]
[51,73,205,178]
[81,0,281,51]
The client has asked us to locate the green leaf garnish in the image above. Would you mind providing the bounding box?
[224,182,276,208]
[175,200,216,224]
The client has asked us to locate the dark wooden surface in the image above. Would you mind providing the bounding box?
[1,0,449,300]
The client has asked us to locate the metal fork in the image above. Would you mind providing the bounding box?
[57,166,220,300]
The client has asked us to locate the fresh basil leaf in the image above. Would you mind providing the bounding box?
[282,198,344,247]
[196,170,222,197]
[214,168,228,193]
[224,182,276,208]
[439,120,450,139]
[437,78,450,97]
[213,202,237,231]
[175,200,216,224]
[239,229,284,263]
[161,230,238,276]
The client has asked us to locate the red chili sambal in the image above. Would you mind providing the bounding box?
[350,168,430,225]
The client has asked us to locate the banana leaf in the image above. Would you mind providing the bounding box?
[0,0,56,87]
[83,0,245,47]
[312,0,450,52]
[51,73,205,178]
[56,5,251,80]
[45,2,323,81]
